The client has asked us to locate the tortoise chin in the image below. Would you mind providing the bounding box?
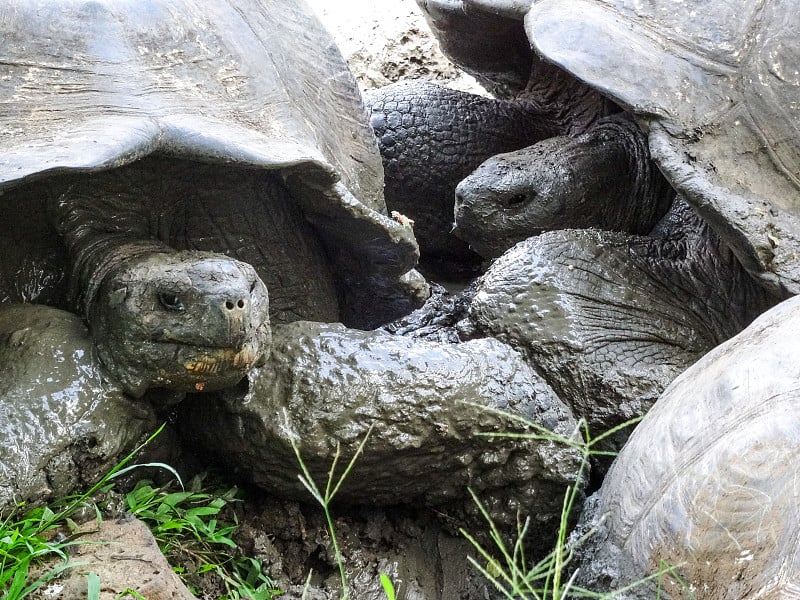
[88,252,272,398]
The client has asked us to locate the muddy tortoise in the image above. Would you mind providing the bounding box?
[0,0,424,398]
[0,1,586,547]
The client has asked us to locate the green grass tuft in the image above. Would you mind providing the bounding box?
[462,412,693,599]
[0,424,172,599]
[126,475,280,599]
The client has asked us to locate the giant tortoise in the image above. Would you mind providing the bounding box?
[477,0,800,442]
[0,0,424,504]
[0,0,424,398]
[365,0,675,272]
[528,0,800,296]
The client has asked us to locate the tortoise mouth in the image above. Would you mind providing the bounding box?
[182,345,262,376]
[144,339,267,393]
[99,319,271,396]
[151,326,270,374]
[152,338,256,353]
[152,316,269,350]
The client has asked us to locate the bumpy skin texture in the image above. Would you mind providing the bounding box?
[469,198,782,450]
[571,295,800,599]
[0,305,157,512]
[382,281,478,343]
[530,0,800,295]
[454,114,674,258]
[180,321,584,546]
[367,80,570,269]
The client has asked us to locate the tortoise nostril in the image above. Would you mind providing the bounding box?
[225,298,247,311]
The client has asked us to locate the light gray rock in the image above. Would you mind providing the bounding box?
[36,517,196,600]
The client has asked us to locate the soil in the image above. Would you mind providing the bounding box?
[306,0,484,94]
[30,469,498,600]
[236,495,495,600]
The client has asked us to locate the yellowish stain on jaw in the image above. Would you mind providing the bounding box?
[184,347,257,375]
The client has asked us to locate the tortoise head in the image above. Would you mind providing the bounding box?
[453,118,673,259]
[453,142,573,259]
[88,251,270,398]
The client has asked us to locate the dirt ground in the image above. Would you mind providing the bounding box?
[305,0,484,93]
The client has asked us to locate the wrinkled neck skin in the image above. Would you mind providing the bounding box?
[454,114,674,258]
[523,57,613,136]
[50,175,271,398]
[51,180,168,319]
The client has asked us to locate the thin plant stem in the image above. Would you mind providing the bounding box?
[285,408,374,600]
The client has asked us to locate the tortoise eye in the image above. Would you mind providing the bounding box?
[502,192,531,209]
[158,293,185,312]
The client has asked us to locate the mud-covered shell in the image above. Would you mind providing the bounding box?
[0,0,419,325]
[581,295,800,597]
[529,0,800,294]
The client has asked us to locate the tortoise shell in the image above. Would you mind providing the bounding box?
[529,0,800,294]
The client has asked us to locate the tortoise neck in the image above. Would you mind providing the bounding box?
[524,58,611,135]
[50,176,170,318]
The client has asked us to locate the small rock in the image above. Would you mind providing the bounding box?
[34,517,195,600]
